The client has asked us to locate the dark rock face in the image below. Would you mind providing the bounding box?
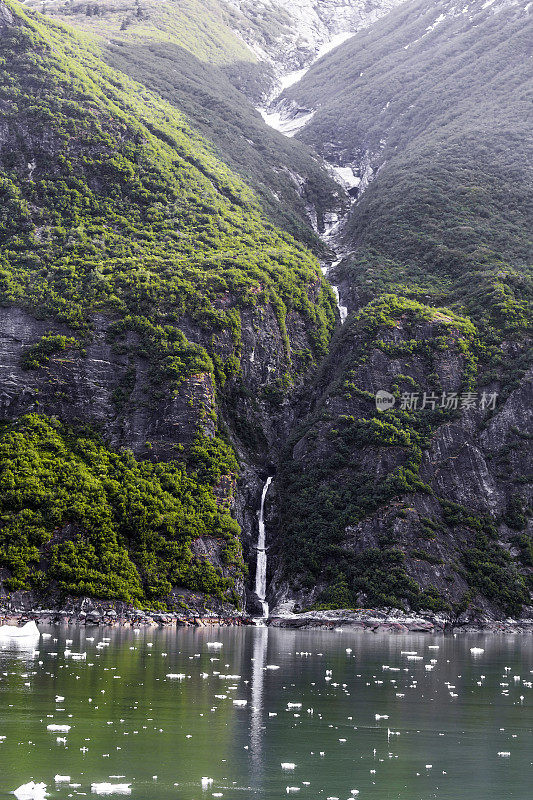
[0,293,323,608]
[0,2,13,27]
[267,306,533,619]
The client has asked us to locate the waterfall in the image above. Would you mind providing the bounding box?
[255,477,273,617]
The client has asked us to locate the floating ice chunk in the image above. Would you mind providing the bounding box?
[233,699,247,706]
[497,751,511,757]
[266,665,280,670]
[91,783,131,795]
[54,776,70,783]
[55,696,65,703]
[375,714,389,720]
[286,789,300,794]
[0,621,40,639]
[207,642,223,648]
[470,648,484,655]
[47,724,71,732]
[287,703,302,709]
[281,763,296,770]
[201,777,213,788]
[13,782,47,800]
[166,674,186,680]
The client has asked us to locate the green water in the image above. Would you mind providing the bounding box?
[0,625,531,799]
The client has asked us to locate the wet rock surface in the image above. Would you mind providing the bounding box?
[268,607,533,633]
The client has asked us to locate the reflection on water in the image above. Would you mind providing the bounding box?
[250,625,268,787]
[0,625,532,799]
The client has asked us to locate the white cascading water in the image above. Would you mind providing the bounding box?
[255,477,273,617]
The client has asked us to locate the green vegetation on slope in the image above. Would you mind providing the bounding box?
[0,414,244,605]
[0,0,337,605]
[24,0,344,243]
[288,0,532,334]
[270,0,532,615]
[0,1,333,335]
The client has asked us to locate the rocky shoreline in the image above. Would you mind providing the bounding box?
[2,603,533,633]
[0,605,253,629]
[267,608,533,634]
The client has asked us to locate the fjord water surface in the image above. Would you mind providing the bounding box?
[1,625,531,799]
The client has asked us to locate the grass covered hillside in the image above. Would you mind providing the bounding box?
[23,0,346,244]
[285,0,532,333]
[269,0,533,617]
[0,0,337,609]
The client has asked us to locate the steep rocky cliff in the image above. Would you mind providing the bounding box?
[0,0,336,612]
[0,0,531,621]
[265,0,533,620]
[269,299,532,619]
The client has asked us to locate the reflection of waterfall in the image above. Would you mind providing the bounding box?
[250,625,268,787]
[255,477,272,617]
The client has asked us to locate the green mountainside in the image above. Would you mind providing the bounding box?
[286,0,532,329]
[23,0,345,245]
[0,0,531,619]
[0,0,336,610]
[270,0,533,616]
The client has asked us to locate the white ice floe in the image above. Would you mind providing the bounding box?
[0,621,40,639]
[281,763,296,770]
[90,784,131,795]
[470,648,485,655]
[12,782,47,800]
[46,724,71,732]
[166,673,186,680]
[201,777,213,788]
[233,699,247,706]
[207,642,223,648]
[54,776,70,783]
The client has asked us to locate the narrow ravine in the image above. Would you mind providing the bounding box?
[254,476,273,618]
[258,41,357,325]
[258,32,354,138]
[250,32,373,612]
